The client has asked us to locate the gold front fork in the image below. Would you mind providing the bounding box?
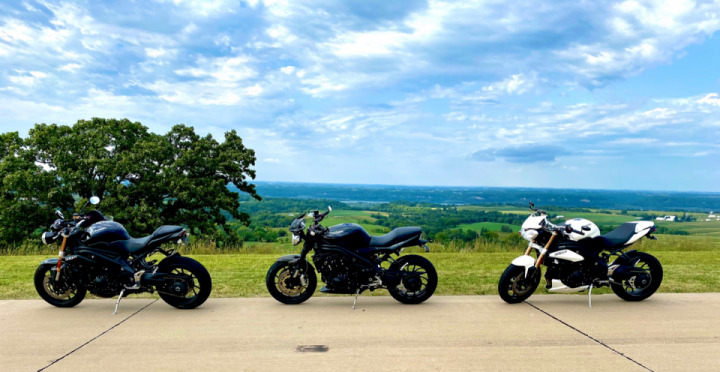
[55,236,68,281]
[534,232,557,268]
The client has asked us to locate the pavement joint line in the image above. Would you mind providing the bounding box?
[524,300,654,372]
[36,299,158,372]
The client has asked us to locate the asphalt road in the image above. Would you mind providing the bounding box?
[1,293,718,372]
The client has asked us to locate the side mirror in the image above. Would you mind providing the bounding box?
[89,196,100,205]
[55,210,64,220]
[328,206,332,212]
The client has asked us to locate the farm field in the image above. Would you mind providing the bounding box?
[328,206,720,238]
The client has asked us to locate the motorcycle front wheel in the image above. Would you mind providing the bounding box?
[266,261,317,304]
[388,255,438,304]
[611,252,663,301]
[498,264,540,304]
[34,264,87,308]
[157,256,212,309]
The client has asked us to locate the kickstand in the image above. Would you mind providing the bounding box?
[114,289,126,315]
[352,289,360,310]
[587,284,593,308]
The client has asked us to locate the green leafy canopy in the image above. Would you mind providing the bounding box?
[0,118,260,248]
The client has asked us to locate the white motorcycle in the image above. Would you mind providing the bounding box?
[498,202,663,306]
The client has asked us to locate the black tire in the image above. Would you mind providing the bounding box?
[157,256,212,309]
[34,264,86,308]
[498,264,541,304]
[388,255,438,305]
[611,252,663,301]
[265,260,317,304]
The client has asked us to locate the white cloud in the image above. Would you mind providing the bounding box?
[8,70,48,87]
[299,74,348,97]
[482,73,535,95]
[609,138,658,145]
[698,93,720,107]
[58,63,82,72]
[266,25,297,44]
[174,56,256,82]
[145,48,168,58]
[246,84,263,96]
[153,0,239,17]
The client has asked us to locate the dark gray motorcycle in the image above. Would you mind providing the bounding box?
[266,207,437,308]
[35,196,211,313]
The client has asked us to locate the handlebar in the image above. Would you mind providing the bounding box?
[528,201,547,216]
[564,225,585,236]
[540,220,584,236]
[311,206,332,225]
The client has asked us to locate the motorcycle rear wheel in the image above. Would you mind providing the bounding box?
[34,264,87,308]
[388,255,438,304]
[498,264,540,304]
[157,256,212,309]
[611,252,663,301]
[266,261,317,304]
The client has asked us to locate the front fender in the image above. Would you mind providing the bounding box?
[40,258,59,266]
[511,255,537,278]
[276,254,301,265]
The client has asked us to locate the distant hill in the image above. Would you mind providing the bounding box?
[230,181,720,212]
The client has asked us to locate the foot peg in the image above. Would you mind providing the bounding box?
[133,270,145,283]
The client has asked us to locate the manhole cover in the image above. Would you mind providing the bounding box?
[296,345,329,353]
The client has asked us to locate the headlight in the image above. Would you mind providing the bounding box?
[41,231,57,245]
[292,233,301,246]
[521,229,538,242]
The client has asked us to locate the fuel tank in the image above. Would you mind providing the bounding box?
[84,221,131,246]
[320,223,371,251]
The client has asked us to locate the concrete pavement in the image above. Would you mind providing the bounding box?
[1,294,718,371]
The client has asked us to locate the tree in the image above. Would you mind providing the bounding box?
[109,124,260,237]
[0,132,72,247]
[29,118,149,200]
[0,118,261,246]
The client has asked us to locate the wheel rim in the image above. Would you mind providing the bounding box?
[396,263,430,298]
[505,270,536,298]
[168,267,201,299]
[42,269,78,300]
[621,260,653,295]
[274,267,308,297]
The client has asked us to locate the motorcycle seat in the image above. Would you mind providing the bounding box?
[369,226,422,248]
[592,222,639,250]
[111,236,152,254]
[110,225,185,254]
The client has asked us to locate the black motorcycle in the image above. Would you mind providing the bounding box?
[265,207,438,308]
[34,196,212,313]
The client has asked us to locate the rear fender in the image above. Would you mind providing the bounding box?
[511,255,537,278]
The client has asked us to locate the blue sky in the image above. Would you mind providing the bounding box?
[1,0,719,192]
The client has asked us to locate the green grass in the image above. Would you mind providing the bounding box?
[2,234,718,300]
